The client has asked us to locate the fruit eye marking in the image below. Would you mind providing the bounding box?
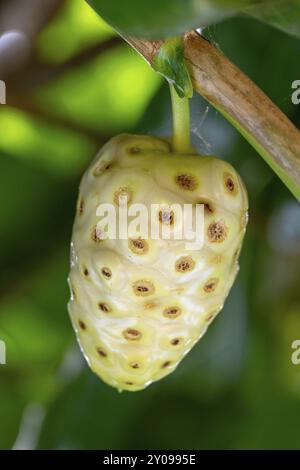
[78,198,84,215]
[132,280,155,296]
[101,267,112,279]
[91,226,105,243]
[93,160,113,176]
[123,328,142,341]
[175,256,195,273]
[170,338,183,346]
[224,172,237,194]
[128,146,141,155]
[175,173,198,191]
[114,186,132,206]
[96,347,107,358]
[78,320,86,331]
[129,237,149,255]
[205,312,216,322]
[83,267,89,276]
[159,209,174,225]
[203,278,219,293]
[130,361,141,369]
[197,199,214,214]
[98,302,111,313]
[163,306,182,318]
[205,310,218,322]
[162,361,172,368]
[207,220,228,243]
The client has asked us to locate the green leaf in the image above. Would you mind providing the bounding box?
[38,0,114,64]
[33,45,161,134]
[245,0,300,39]
[0,108,95,177]
[86,0,275,38]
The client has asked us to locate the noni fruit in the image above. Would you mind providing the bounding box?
[68,134,248,391]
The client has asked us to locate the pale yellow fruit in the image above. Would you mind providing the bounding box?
[68,134,248,392]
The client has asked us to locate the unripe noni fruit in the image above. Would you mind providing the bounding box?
[68,134,248,391]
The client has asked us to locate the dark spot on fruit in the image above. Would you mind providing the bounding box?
[170,338,182,346]
[129,237,148,255]
[83,267,89,276]
[78,320,86,331]
[125,381,134,385]
[137,286,148,293]
[130,361,141,369]
[159,209,174,225]
[114,187,132,206]
[163,306,182,319]
[91,226,105,243]
[206,313,215,322]
[204,278,219,293]
[129,147,141,155]
[93,160,112,176]
[224,173,237,194]
[123,328,142,341]
[207,220,228,243]
[197,199,214,214]
[96,347,107,358]
[133,280,155,296]
[78,198,84,215]
[162,361,171,368]
[98,302,111,313]
[205,310,218,322]
[101,267,112,279]
[175,256,195,273]
[175,173,198,191]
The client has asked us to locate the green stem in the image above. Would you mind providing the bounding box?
[170,84,191,153]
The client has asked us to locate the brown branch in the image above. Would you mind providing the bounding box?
[126,31,300,199]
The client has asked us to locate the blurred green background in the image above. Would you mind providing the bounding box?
[1,0,300,450]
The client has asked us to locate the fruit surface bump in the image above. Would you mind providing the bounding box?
[68,134,248,391]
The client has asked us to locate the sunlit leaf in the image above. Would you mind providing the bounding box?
[33,45,161,133]
[0,108,95,176]
[38,0,114,64]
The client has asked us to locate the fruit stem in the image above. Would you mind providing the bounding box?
[170,84,191,153]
